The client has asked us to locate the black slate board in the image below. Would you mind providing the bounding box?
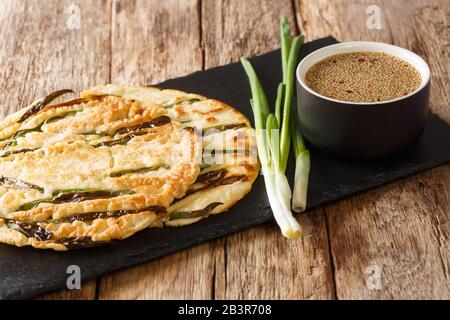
[1,37,449,300]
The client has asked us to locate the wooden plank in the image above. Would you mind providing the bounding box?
[35,281,97,300]
[109,0,203,84]
[100,243,218,299]
[97,0,212,299]
[215,210,335,299]
[326,168,450,299]
[401,1,450,122]
[295,0,450,299]
[0,0,112,300]
[202,0,335,299]
[202,0,298,66]
[0,0,112,118]
[295,0,391,43]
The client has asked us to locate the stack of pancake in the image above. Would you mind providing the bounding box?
[0,85,259,250]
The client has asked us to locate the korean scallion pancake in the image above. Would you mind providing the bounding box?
[0,90,200,250]
[0,84,259,250]
[82,85,259,228]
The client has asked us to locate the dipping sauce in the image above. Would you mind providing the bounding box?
[304,51,421,103]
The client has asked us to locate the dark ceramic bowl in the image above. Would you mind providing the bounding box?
[296,41,431,159]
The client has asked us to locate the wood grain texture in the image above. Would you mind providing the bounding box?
[326,167,450,299]
[296,0,393,43]
[203,0,335,299]
[409,2,450,122]
[0,0,111,119]
[110,0,203,84]
[214,210,335,299]
[296,0,450,299]
[0,0,112,300]
[202,0,297,66]
[1,0,447,300]
[99,243,217,299]
[35,281,97,300]
[97,0,216,299]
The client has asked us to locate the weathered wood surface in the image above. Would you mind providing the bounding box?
[296,0,450,299]
[0,0,112,300]
[0,0,447,300]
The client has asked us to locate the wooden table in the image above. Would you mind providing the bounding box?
[0,0,448,300]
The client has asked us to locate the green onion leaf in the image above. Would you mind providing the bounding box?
[274,83,285,125]
[280,16,293,83]
[279,35,304,171]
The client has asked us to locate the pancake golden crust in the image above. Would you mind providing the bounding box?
[0,89,199,250]
[83,85,260,228]
[0,84,259,250]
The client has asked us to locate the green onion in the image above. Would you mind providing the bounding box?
[274,83,284,125]
[280,34,304,171]
[240,59,270,167]
[291,100,310,212]
[242,57,300,238]
[280,17,310,213]
[280,16,292,83]
[18,89,74,123]
[241,16,309,238]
